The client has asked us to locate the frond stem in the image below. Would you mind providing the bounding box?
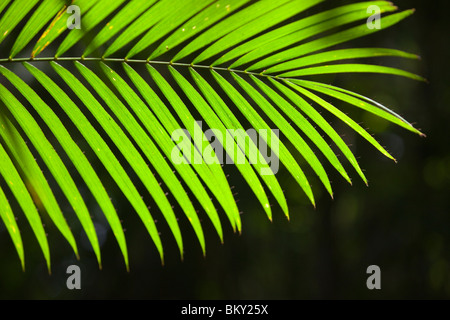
[0,56,277,79]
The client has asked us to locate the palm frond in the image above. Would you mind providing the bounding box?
[0,0,424,271]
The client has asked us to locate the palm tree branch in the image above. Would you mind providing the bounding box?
[0,0,425,270]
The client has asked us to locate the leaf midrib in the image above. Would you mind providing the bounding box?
[0,56,283,80]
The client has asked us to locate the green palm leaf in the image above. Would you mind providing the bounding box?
[0,0,424,270]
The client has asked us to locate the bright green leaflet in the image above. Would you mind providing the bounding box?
[269,78,368,185]
[52,62,183,259]
[0,82,101,267]
[279,64,426,80]
[248,75,334,196]
[233,3,396,69]
[83,0,157,57]
[0,121,50,272]
[174,0,292,63]
[128,0,214,59]
[213,70,315,207]
[0,0,425,268]
[148,65,241,232]
[0,64,129,270]
[87,62,205,255]
[23,62,163,264]
[0,175,24,270]
[32,0,96,58]
[103,0,174,57]
[218,0,386,67]
[53,62,183,259]
[0,112,79,259]
[257,10,415,73]
[150,0,250,60]
[170,66,273,221]
[190,68,289,219]
[290,79,424,136]
[10,0,62,58]
[286,81,396,162]
[276,48,419,70]
[0,0,39,47]
[194,0,318,64]
[0,0,11,15]
[56,0,127,57]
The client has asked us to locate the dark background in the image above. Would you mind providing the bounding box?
[0,0,449,299]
